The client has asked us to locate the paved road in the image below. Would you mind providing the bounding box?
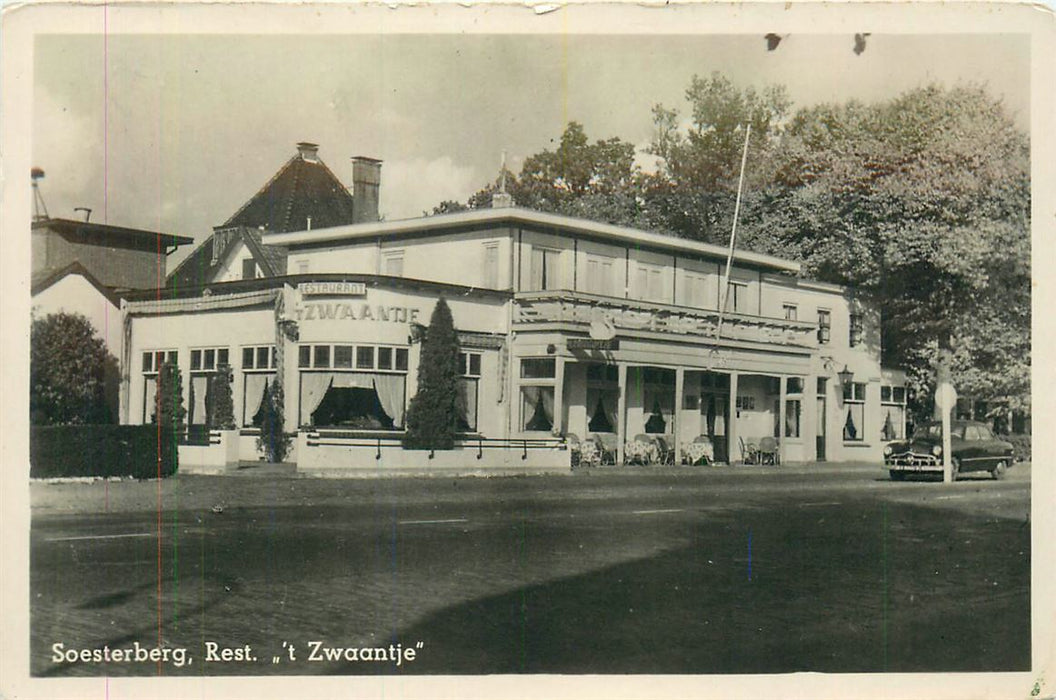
[30,463,1031,676]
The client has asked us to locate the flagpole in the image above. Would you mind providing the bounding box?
[715,122,752,344]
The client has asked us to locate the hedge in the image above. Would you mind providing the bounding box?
[31,425,178,479]
[1005,433,1032,462]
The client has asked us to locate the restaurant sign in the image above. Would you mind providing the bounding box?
[293,303,421,324]
[568,337,620,351]
[299,281,367,297]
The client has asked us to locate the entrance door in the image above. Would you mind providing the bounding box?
[816,382,827,461]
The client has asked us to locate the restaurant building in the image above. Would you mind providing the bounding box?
[121,197,907,471]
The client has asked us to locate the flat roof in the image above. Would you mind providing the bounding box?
[32,218,195,248]
[263,207,801,274]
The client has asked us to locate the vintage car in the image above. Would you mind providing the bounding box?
[884,420,1015,481]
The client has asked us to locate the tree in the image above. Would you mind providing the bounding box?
[30,312,117,425]
[207,363,236,429]
[757,85,1030,419]
[256,379,291,462]
[403,297,461,450]
[153,361,186,437]
[445,122,651,230]
[645,73,792,244]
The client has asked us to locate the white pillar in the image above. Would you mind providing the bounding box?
[674,367,685,464]
[554,355,565,435]
[617,363,628,464]
[728,371,739,463]
[778,375,787,463]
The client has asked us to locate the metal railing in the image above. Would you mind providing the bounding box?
[514,290,817,348]
[303,430,569,461]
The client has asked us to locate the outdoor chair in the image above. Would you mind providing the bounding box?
[654,436,676,465]
[592,433,619,465]
[757,436,780,465]
[739,437,759,465]
[578,438,601,467]
[566,433,582,468]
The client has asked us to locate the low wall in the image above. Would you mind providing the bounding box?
[178,430,239,474]
[297,431,572,476]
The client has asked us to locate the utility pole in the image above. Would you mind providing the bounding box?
[715,123,752,343]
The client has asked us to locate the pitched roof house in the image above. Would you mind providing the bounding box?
[166,142,381,289]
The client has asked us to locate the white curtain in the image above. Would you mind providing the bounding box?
[521,385,554,431]
[299,373,334,425]
[457,378,478,431]
[190,375,209,425]
[373,374,406,428]
[143,376,158,423]
[243,373,271,426]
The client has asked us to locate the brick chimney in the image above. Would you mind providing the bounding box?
[351,156,382,223]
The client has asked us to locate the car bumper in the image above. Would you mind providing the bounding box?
[885,454,942,471]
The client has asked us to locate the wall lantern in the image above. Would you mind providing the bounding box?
[837,365,854,386]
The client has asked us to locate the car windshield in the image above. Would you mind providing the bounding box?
[913,424,966,440]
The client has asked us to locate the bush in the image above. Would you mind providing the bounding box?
[1006,433,1031,462]
[31,425,178,479]
[31,312,118,425]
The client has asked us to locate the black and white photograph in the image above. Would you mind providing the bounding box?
[1,2,1053,699]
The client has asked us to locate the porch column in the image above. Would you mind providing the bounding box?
[617,363,628,464]
[728,371,739,463]
[778,375,787,462]
[674,367,685,464]
[553,355,566,435]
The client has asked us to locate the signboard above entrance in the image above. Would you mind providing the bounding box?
[299,281,366,297]
[568,338,620,351]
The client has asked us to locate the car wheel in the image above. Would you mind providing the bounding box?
[889,470,905,481]
[951,457,961,481]
[991,460,1008,480]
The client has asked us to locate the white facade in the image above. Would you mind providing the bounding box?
[122,207,905,468]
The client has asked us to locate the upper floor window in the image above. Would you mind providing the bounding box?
[585,255,616,296]
[242,258,259,280]
[724,281,748,314]
[383,250,404,277]
[683,271,709,309]
[849,313,864,347]
[783,303,798,321]
[635,263,665,302]
[817,309,831,344]
[529,247,563,291]
[483,244,499,288]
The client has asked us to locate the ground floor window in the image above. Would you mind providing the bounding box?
[586,363,619,434]
[243,372,276,426]
[189,373,213,426]
[843,382,867,441]
[880,385,907,441]
[521,385,555,431]
[141,349,178,423]
[642,367,675,434]
[785,399,802,438]
[456,352,483,431]
[300,371,406,429]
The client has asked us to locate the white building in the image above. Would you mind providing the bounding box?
[121,202,907,471]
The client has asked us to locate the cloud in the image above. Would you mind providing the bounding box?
[32,86,103,219]
[379,156,481,220]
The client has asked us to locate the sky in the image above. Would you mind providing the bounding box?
[32,32,1030,267]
